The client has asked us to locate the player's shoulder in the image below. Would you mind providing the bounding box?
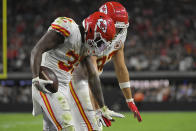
[53,17,75,25]
[49,17,78,37]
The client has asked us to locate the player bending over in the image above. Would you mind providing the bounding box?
[97,1,142,122]
[31,12,116,131]
[71,2,142,130]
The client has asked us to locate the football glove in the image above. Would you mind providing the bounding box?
[96,106,113,127]
[107,109,125,118]
[32,77,53,94]
[127,98,142,122]
[100,106,113,120]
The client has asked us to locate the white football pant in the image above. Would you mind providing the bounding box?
[68,79,102,131]
[32,83,75,131]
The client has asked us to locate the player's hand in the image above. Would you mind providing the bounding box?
[100,106,113,120]
[127,98,142,122]
[96,110,112,127]
[32,77,53,94]
[107,108,125,118]
[96,106,114,127]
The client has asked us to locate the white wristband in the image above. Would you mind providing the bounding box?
[126,98,134,103]
[119,81,130,89]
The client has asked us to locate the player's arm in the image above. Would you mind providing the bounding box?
[112,43,142,122]
[87,56,100,110]
[86,56,125,119]
[82,56,105,108]
[82,56,113,126]
[31,17,68,78]
[112,44,132,99]
[30,30,64,93]
[31,30,64,78]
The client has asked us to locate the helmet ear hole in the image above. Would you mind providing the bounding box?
[89,28,92,33]
[86,28,92,35]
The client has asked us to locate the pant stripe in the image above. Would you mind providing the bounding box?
[40,92,62,131]
[69,82,93,131]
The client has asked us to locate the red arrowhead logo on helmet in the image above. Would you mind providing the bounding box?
[97,19,107,33]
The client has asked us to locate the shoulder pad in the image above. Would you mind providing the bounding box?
[49,17,74,37]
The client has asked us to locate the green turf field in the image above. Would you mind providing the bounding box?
[0,112,196,131]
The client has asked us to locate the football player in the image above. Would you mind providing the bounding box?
[70,1,142,131]
[31,12,116,131]
[98,1,142,122]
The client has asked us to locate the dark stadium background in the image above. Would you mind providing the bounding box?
[0,0,196,113]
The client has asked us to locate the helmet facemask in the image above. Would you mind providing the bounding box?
[83,20,112,55]
[115,22,129,39]
[86,31,111,55]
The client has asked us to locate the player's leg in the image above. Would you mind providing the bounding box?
[43,111,56,131]
[68,80,102,131]
[32,85,43,116]
[32,84,75,131]
[43,111,75,131]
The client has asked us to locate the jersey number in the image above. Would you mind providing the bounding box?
[58,51,79,73]
[97,51,118,71]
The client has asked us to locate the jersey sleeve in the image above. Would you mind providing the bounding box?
[48,17,73,37]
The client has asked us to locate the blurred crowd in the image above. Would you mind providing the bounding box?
[124,0,196,71]
[1,0,196,72]
[0,85,32,104]
[0,81,196,104]
[132,81,196,102]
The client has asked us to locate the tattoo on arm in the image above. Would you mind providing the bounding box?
[82,56,105,108]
